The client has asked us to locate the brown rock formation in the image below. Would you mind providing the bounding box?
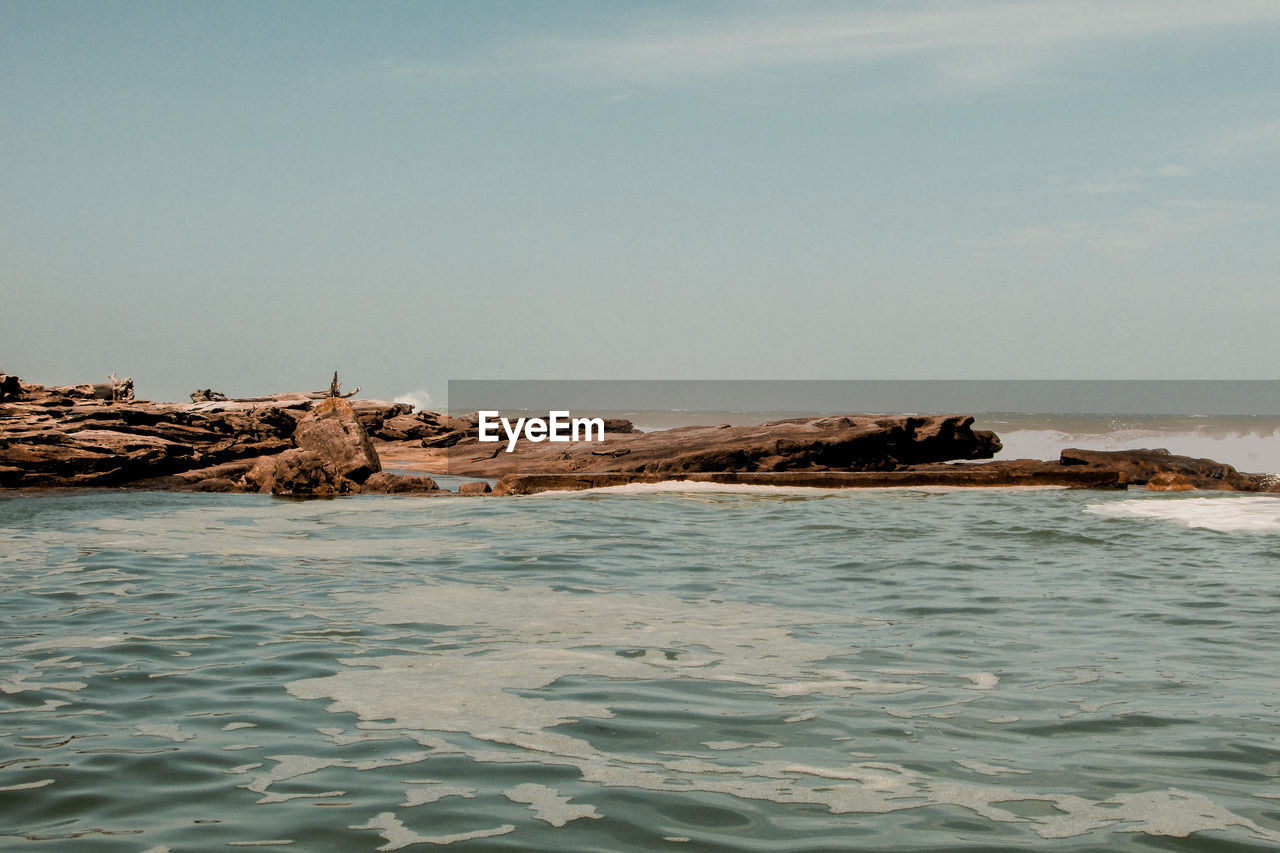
[245,448,356,497]
[5,372,1278,498]
[1059,448,1270,491]
[0,373,402,492]
[359,471,443,494]
[292,397,381,484]
[0,377,302,488]
[442,414,1001,478]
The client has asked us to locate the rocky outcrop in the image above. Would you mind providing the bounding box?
[1,377,303,487]
[1058,448,1276,491]
[0,373,403,493]
[244,448,357,497]
[439,414,1001,478]
[232,395,396,497]
[292,398,381,483]
[5,372,1278,497]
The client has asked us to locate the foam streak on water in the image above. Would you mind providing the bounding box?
[1086,494,1280,533]
[2,488,1279,850]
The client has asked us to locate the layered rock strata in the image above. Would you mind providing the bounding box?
[0,373,440,496]
[438,414,1002,478]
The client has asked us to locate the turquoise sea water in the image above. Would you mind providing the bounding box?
[3,485,1280,851]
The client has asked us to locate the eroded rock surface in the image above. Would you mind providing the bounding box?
[292,397,381,483]
[1,375,303,487]
[1059,448,1276,492]
[359,471,443,494]
[441,414,1002,478]
[0,373,404,494]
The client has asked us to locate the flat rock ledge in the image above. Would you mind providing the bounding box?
[493,450,1280,495]
[494,463,1127,495]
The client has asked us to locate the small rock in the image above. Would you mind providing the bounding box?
[360,471,440,494]
[192,477,238,492]
[458,481,492,495]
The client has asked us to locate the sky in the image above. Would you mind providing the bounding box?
[3,1,1279,405]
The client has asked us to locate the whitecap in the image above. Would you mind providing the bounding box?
[1085,495,1280,533]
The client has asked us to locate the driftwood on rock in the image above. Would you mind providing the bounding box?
[106,374,134,403]
[327,371,359,399]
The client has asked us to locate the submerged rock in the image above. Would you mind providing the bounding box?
[359,471,442,494]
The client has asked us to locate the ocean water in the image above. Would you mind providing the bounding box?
[3,427,1280,850]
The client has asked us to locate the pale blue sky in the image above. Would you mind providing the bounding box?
[3,1,1278,404]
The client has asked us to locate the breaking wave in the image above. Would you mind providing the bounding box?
[1085,494,1280,533]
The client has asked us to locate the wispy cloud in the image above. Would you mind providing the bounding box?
[1076,178,1145,195]
[1073,164,1193,194]
[383,1,1280,88]
[1209,118,1280,158]
[962,200,1272,254]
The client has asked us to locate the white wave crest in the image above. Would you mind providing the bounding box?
[1085,496,1280,534]
[392,390,432,413]
[996,427,1280,474]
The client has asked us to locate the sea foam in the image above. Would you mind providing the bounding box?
[1085,495,1280,533]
